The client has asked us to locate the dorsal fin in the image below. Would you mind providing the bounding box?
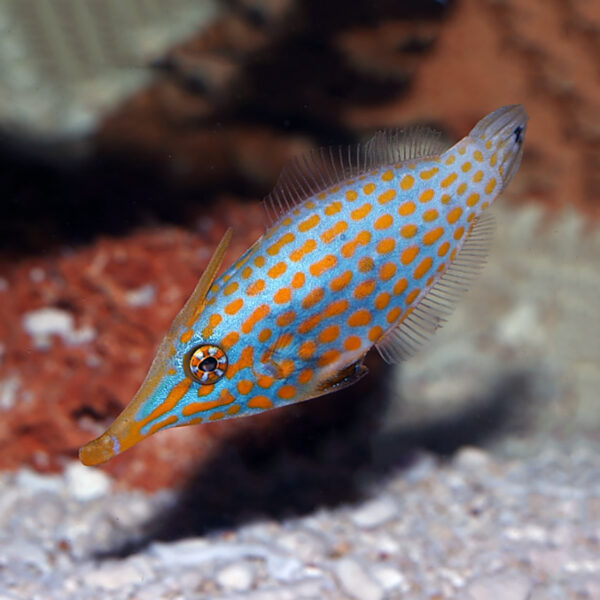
[375,213,496,364]
[174,227,232,331]
[263,127,450,227]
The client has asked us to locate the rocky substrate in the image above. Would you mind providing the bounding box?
[1,441,599,600]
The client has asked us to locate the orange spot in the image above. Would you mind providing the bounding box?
[345,189,358,201]
[419,189,434,203]
[268,262,287,278]
[267,232,295,256]
[393,278,408,295]
[374,214,393,230]
[472,170,484,183]
[400,174,414,190]
[377,238,395,254]
[242,266,253,279]
[227,405,241,416]
[490,153,497,166]
[330,270,353,292]
[321,221,348,243]
[438,241,450,257]
[461,162,472,172]
[445,155,456,165]
[276,310,296,327]
[375,292,390,310]
[305,201,316,209]
[291,272,305,288]
[419,166,439,180]
[147,415,178,435]
[458,146,466,155]
[399,201,415,216]
[353,279,376,299]
[237,380,253,395]
[348,309,371,327]
[363,183,375,195]
[466,193,479,207]
[379,262,396,281]
[381,169,394,181]
[423,209,438,222]
[258,328,271,343]
[358,257,374,272]
[180,329,193,344]
[142,379,191,426]
[256,374,275,389]
[473,150,483,162]
[289,239,316,262]
[456,182,467,195]
[426,275,435,287]
[467,212,476,222]
[324,299,349,317]
[182,389,235,416]
[248,396,273,409]
[441,173,457,188]
[344,336,362,351]
[241,304,270,334]
[423,226,444,245]
[319,324,340,343]
[413,257,433,279]
[298,313,322,334]
[318,349,341,367]
[351,203,372,221]
[401,224,417,238]
[309,254,337,277]
[298,214,320,233]
[441,193,451,204]
[405,288,421,305]
[447,207,462,224]
[387,306,401,324]
[302,287,325,309]
[298,340,317,359]
[481,201,489,209]
[454,226,465,240]
[401,246,419,265]
[273,288,291,304]
[368,325,383,342]
[278,385,297,400]
[225,298,243,315]
[298,369,314,384]
[485,178,497,194]
[254,256,265,268]
[246,279,265,296]
[226,346,253,378]
[324,201,342,216]
[341,230,371,258]
[378,189,397,204]
[224,281,239,296]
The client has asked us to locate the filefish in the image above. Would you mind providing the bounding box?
[79,105,527,466]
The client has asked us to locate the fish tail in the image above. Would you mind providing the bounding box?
[468,104,528,191]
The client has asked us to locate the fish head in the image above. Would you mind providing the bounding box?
[79,229,240,466]
[468,104,528,191]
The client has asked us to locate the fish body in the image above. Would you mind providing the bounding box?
[80,105,527,466]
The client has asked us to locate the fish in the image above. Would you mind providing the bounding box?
[79,104,528,466]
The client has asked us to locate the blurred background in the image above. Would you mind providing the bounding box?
[0,0,598,493]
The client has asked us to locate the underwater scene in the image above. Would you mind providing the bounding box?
[0,1,598,598]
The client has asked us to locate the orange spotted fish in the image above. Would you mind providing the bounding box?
[80,105,527,466]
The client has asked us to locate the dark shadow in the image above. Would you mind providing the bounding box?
[96,365,533,559]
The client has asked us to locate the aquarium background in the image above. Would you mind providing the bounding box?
[0,1,599,599]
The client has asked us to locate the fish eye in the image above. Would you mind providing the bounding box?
[185,344,228,385]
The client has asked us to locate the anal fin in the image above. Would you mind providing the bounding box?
[375,213,496,364]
